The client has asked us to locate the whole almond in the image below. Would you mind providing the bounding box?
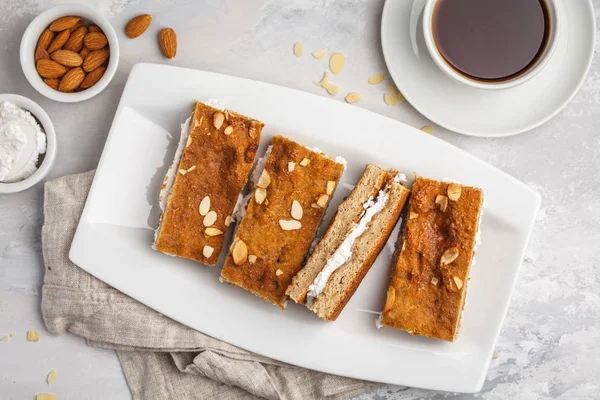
[83,32,108,50]
[80,47,90,58]
[83,48,109,72]
[80,66,105,89]
[47,29,70,53]
[58,67,85,92]
[44,78,59,90]
[36,59,67,78]
[35,47,49,62]
[49,16,80,32]
[50,50,83,67]
[125,14,152,38]
[159,28,177,59]
[36,29,55,50]
[63,26,87,52]
[88,25,102,33]
[72,20,85,31]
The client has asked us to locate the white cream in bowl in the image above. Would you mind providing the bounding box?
[0,101,47,183]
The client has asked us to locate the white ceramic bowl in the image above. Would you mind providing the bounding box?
[0,94,57,194]
[20,3,119,102]
[422,0,561,90]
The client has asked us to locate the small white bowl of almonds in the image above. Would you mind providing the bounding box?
[20,4,119,103]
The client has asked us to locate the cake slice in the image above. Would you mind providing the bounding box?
[220,135,346,309]
[153,101,263,265]
[381,177,484,341]
[286,164,410,320]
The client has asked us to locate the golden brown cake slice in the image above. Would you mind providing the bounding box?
[286,164,410,321]
[153,101,263,265]
[381,177,484,341]
[220,135,346,309]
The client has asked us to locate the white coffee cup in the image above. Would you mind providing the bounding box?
[422,0,561,90]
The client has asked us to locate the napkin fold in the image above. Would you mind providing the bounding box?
[41,171,378,400]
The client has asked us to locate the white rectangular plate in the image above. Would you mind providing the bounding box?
[70,63,540,393]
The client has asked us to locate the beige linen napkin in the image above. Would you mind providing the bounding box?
[41,171,378,400]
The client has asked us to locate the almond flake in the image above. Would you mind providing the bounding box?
[299,158,310,167]
[430,277,439,285]
[232,239,248,265]
[27,329,39,342]
[384,93,399,106]
[326,181,335,195]
[435,194,448,212]
[383,286,395,313]
[368,73,384,84]
[421,125,433,134]
[203,210,217,227]
[314,71,338,96]
[311,203,320,209]
[397,91,406,102]
[224,110,230,120]
[291,200,303,220]
[248,121,260,138]
[257,170,271,188]
[314,72,330,86]
[316,194,329,208]
[254,188,267,204]
[275,268,284,276]
[199,196,210,216]
[312,49,327,59]
[387,83,399,94]
[447,183,462,201]
[453,276,464,290]
[213,112,225,130]
[293,42,304,57]
[441,247,460,266]
[225,215,232,227]
[325,84,338,96]
[47,370,58,384]
[288,162,296,172]
[205,227,224,236]
[186,136,192,148]
[203,245,214,258]
[187,165,196,173]
[329,52,345,75]
[248,254,257,264]
[279,219,302,231]
[1,335,10,342]
[36,394,58,400]
[409,212,419,220]
[345,92,360,103]
[178,169,187,176]
[224,126,233,135]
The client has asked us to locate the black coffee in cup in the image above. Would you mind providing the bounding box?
[432,0,550,82]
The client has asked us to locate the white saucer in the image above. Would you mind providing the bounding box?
[381,0,596,137]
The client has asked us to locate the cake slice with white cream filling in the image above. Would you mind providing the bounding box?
[153,100,263,265]
[286,164,410,320]
[220,135,346,309]
[380,177,484,341]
